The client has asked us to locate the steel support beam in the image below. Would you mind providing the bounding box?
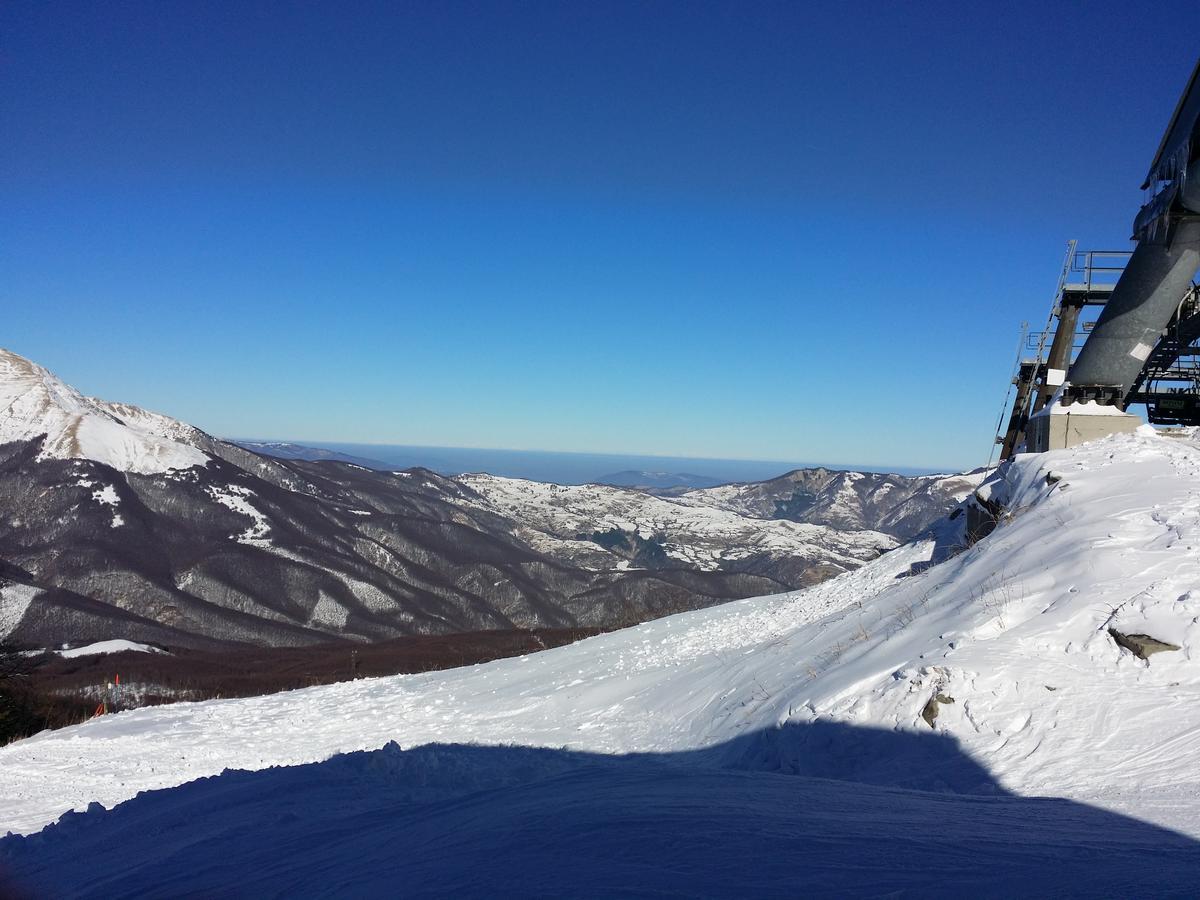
[1033,301,1082,413]
[999,361,1038,460]
[1065,218,1200,405]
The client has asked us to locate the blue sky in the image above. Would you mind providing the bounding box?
[2,1,1197,471]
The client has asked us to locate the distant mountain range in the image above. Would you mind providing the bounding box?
[235,446,977,544]
[233,446,736,490]
[594,470,726,490]
[0,349,981,648]
[234,441,392,470]
[231,440,944,485]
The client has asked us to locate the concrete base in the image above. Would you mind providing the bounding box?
[1025,407,1141,452]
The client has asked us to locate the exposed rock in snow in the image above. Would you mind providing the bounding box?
[1108,628,1181,660]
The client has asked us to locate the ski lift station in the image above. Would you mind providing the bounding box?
[998,58,1200,459]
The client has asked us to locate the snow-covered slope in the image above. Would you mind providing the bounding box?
[677,465,986,538]
[2,426,1199,885]
[0,349,209,474]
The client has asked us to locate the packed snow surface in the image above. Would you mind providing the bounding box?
[0,348,209,474]
[3,429,1200,894]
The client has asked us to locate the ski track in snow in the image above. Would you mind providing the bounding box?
[3,429,1200,893]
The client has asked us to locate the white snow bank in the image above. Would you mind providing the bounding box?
[1031,384,1142,417]
[0,429,1198,848]
[56,640,162,659]
[90,485,119,506]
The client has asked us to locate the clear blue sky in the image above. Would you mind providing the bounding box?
[2,1,1196,471]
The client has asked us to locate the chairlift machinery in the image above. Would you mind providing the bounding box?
[996,58,1200,459]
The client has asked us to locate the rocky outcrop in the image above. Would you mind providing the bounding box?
[921,693,955,728]
[1109,628,1181,660]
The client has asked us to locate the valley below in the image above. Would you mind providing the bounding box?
[0,349,977,653]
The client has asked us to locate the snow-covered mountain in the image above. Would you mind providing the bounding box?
[676,465,986,539]
[0,349,964,647]
[448,474,896,583]
[2,428,1198,895]
[0,351,209,474]
[233,440,391,469]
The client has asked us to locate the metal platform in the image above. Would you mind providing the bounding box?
[993,60,1200,458]
[995,248,1200,460]
[1060,282,1116,305]
[994,245,1136,460]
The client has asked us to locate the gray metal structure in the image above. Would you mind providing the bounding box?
[996,247,1129,459]
[1065,59,1200,407]
[1127,282,1200,424]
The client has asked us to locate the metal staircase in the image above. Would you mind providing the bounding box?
[1127,283,1200,424]
[992,58,1200,458]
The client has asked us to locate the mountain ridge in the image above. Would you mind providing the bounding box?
[0,349,974,648]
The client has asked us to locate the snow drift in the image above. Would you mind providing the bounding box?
[3,427,1199,894]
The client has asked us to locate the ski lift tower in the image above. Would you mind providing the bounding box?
[1055,59,1200,428]
[997,58,1200,457]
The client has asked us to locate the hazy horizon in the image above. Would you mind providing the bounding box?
[235,437,948,483]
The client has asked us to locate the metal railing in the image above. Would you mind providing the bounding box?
[989,243,1135,464]
[1067,249,1131,290]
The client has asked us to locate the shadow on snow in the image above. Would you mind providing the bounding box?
[3,719,1198,898]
